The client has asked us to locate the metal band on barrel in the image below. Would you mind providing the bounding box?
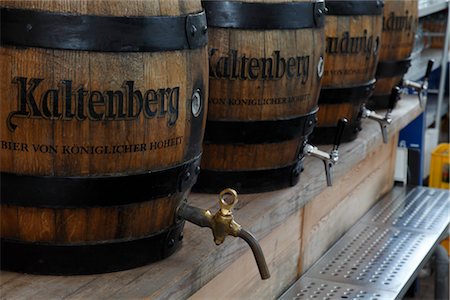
[368,94,397,110]
[203,108,318,144]
[193,160,304,194]
[318,80,376,104]
[325,0,384,16]
[0,222,184,275]
[202,1,325,29]
[0,8,207,51]
[0,155,201,207]
[309,122,362,145]
[376,58,412,77]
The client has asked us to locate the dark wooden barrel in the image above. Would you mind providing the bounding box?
[193,0,325,194]
[0,0,208,275]
[309,0,383,144]
[368,0,418,109]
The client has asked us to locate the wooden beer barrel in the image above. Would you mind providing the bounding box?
[310,0,383,144]
[193,0,325,194]
[0,0,208,274]
[368,0,418,109]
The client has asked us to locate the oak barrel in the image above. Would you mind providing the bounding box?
[368,0,418,109]
[0,0,208,274]
[193,0,325,194]
[310,0,383,144]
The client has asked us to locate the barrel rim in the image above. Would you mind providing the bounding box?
[202,1,325,29]
[325,0,384,16]
[0,7,207,52]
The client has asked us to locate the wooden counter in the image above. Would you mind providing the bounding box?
[0,96,422,299]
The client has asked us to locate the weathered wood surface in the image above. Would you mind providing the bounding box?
[0,96,421,299]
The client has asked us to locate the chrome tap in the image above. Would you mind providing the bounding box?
[361,86,400,144]
[304,118,348,186]
[403,59,434,108]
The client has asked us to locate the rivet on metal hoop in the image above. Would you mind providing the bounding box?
[317,56,325,78]
[191,89,202,117]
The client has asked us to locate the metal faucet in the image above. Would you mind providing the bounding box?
[177,188,270,280]
[402,59,434,108]
[361,86,400,144]
[304,118,348,186]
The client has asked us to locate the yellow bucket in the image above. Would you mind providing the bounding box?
[429,143,450,189]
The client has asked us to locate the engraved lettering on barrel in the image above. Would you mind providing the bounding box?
[6,77,180,131]
[326,30,377,59]
[383,11,415,34]
[209,49,309,83]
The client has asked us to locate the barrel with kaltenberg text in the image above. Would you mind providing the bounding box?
[368,0,418,109]
[0,0,208,275]
[309,0,383,144]
[194,0,325,194]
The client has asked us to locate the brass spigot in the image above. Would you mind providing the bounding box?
[177,188,270,280]
[361,87,400,144]
[304,118,348,186]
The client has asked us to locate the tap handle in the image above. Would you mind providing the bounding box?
[333,118,348,150]
[218,188,238,216]
[388,86,401,112]
[424,59,434,81]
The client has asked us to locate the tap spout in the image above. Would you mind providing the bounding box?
[176,188,271,280]
[238,229,271,280]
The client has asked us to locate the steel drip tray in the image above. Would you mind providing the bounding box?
[305,225,438,293]
[359,187,449,233]
[280,187,449,299]
[279,276,397,300]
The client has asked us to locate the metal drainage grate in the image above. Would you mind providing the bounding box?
[360,187,449,233]
[305,224,438,293]
[279,276,396,300]
[280,187,449,299]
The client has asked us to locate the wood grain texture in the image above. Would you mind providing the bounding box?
[0,0,207,258]
[200,0,324,179]
[373,0,418,97]
[190,209,303,300]
[202,138,302,170]
[316,103,358,127]
[0,97,422,299]
[1,198,178,243]
[0,0,207,176]
[378,0,418,62]
[318,7,382,128]
[301,132,398,271]
[322,15,382,87]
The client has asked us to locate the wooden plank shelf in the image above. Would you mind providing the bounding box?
[0,96,422,299]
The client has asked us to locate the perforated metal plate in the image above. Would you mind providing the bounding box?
[305,224,438,293]
[280,187,449,300]
[359,187,449,233]
[279,276,397,300]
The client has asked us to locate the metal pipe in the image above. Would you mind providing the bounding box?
[238,229,271,280]
[435,244,449,300]
[177,202,211,228]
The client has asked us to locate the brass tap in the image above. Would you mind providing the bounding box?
[208,188,241,244]
[177,188,270,280]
